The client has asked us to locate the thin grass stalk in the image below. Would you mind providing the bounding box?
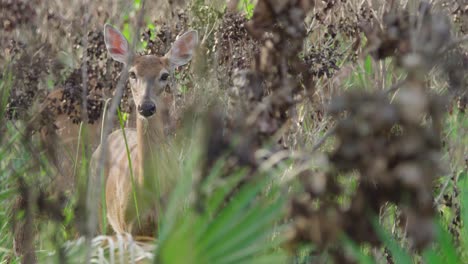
[85,1,147,262]
[117,108,142,229]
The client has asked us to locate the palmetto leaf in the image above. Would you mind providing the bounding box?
[157,170,287,264]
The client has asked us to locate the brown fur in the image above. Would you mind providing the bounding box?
[93,25,197,236]
[133,56,170,79]
[92,55,170,235]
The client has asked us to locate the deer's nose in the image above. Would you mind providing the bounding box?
[138,101,156,117]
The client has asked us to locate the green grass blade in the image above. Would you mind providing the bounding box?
[422,246,444,264]
[434,220,461,264]
[117,108,141,228]
[373,217,412,264]
[195,177,268,253]
[459,170,468,252]
[208,198,284,263]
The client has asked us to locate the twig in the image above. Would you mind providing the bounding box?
[434,172,454,206]
[15,175,36,264]
[81,6,90,125]
[78,0,90,191]
[383,79,405,95]
[311,125,336,153]
[85,1,147,262]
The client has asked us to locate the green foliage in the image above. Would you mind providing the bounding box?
[238,0,255,19]
[157,170,287,264]
[120,0,144,48]
[0,69,12,122]
[373,217,413,264]
[141,20,156,50]
[377,198,468,264]
[0,69,19,262]
[342,236,375,264]
[459,170,468,261]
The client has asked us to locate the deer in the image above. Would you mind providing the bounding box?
[90,24,198,235]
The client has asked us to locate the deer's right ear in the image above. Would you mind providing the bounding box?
[104,24,129,64]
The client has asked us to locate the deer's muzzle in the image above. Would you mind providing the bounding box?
[138,101,156,117]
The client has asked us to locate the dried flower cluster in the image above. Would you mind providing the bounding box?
[443,0,468,34]
[303,46,340,79]
[314,0,373,40]
[443,48,467,113]
[240,0,314,138]
[200,0,316,175]
[0,0,36,32]
[215,12,258,85]
[5,30,127,128]
[5,42,53,121]
[364,2,451,69]
[288,1,459,260]
[289,88,445,251]
[196,0,318,204]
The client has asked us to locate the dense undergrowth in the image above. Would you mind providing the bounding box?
[0,0,467,263]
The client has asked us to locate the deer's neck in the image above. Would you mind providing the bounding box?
[136,111,165,179]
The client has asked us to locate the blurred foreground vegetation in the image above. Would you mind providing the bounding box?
[0,0,467,263]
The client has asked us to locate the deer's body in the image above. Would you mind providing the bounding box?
[92,103,165,234]
[91,24,198,235]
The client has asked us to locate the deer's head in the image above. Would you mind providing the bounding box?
[104,24,198,118]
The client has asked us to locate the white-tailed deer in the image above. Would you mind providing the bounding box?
[91,24,198,235]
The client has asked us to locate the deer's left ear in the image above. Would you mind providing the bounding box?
[166,30,198,70]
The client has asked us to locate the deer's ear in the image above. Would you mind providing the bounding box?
[166,30,198,69]
[104,24,130,64]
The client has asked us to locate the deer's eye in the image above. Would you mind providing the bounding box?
[129,71,137,80]
[160,73,169,81]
